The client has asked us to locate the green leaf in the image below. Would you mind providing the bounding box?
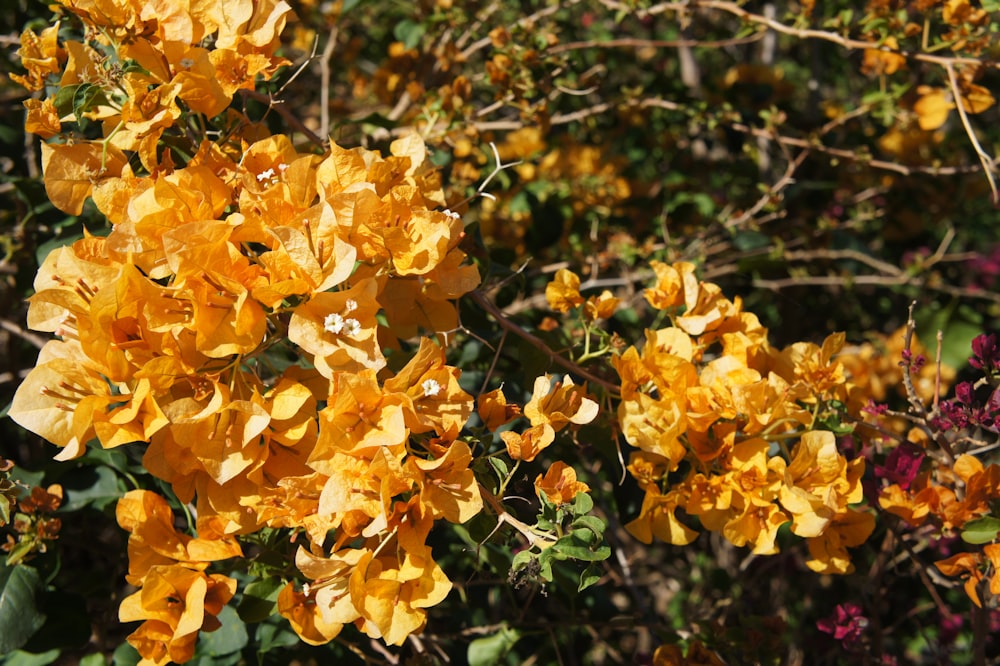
[72,83,109,122]
[578,563,603,592]
[487,457,509,484]
[0,650,59,666]
[5,541,36,567]
[570,491,594,515]
[237,578,283,623]
[52,84,83,118]
[60,466,123,512]
[254,621,300,654]
[570,515,607,536]
[915,304,982,370]
[732,230,770,251]
[552,531,611,562]
[79,654,107,666]
[0,564,45,654]
[961,516,1000,545]
[467,625,520,666]
[111,642,140,666]
[393,19,425,50]
[193,605,248,659]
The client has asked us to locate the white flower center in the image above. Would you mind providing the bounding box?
[323,313,345,334]
[343,318,361,337]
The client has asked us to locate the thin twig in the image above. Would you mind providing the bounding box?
[238,89,325,146]
[467,290,621,395]
[944,62,998,204]
[0,317,48,350]
[319,25,339,140]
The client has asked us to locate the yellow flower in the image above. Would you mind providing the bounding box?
[288,280,386,378]
[626,486,698,545]
[349,551,452,646]
[119,564,236,666]
[546,268,584,312]
[583,290,619,322]
[116,490,242,586]
[780,431,863,538]
[11,23,64,91]
[383,338,474,438]
[535,461,590,505]
[477,387,521,431]
[407,440,483,524]
[524,375,599,431]
[501,423,555,462]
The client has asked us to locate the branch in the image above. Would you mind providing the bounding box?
[239,89,325,147]
[467,289,621,396]
[0,317,48,350]
[685,0,995,70]
[944,62,999,204]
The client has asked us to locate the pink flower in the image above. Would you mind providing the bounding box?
[817,603,868,650]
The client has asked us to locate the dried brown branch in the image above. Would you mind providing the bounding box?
[467,289,621,396]
[547,34,763,54]
[0,317,47,351]
[724,148,807,230]
[677,1,995,69]
[239,89,325,146]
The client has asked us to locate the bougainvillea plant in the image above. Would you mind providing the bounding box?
[4,1,1000,665]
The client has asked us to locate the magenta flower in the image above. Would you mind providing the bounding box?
[970,333,999,375]
[817,603,868,650]
[874,442,925,490]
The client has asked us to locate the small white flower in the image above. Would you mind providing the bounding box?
[344,299,358,313]
[421,378,442,397]
[323,313,345,334]
[179,58,195,69]
[343,318,361,337]
[277,162,289,173]
[442,208,461,219]
[257,167,276,182]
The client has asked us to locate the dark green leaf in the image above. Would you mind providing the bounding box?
[60,465,122,512]
[193,605,248,658]
[0,650,59,666]
[255,621,300,654]
[578,563,603,592]
[237,578,283,623]
[0,564,46,655]
[570,515,607,536]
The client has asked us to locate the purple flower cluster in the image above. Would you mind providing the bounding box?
[817,603,868,650]
[874,442,925,490]
[931,334,1000,431]
[969,333,999,376]
[932,381,1000,431]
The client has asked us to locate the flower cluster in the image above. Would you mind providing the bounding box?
[116,490,242,665]
[10,3,488,658]
[608,261,874,573]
